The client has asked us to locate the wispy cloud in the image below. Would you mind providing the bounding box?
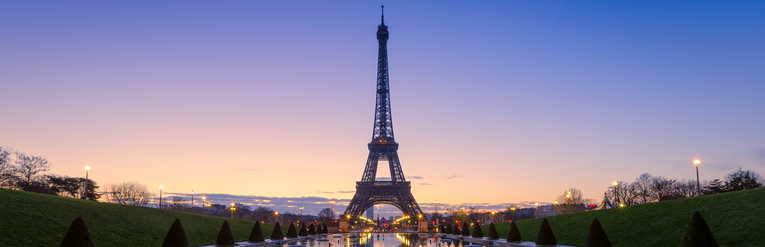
[445,175,462,179]
[407,176,423,179]
[317,191,354,194]
[417,183,431,186]
[377,177,391,180]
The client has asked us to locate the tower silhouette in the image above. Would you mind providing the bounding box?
[342,6,424,221]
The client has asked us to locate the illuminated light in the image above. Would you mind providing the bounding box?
[159,185,163,189]
[694,159,701,166]
[84,166,90,171]
[613,181,618,186]
[620,203,625,207]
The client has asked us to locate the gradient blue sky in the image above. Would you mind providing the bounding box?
[2,1,764,218]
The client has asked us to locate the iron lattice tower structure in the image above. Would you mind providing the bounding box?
[343,6,424,222]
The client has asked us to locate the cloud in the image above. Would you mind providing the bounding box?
[376,177,391,180]
[445,175,462,179]
[417,183,431,186]
[317,191,355,194]
[407,176,423,179]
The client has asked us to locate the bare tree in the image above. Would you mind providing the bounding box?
[318,208,334,220]
[675,179,697,198]
[253,206,275,222]
[0,147,16,188]
[107,181,150,206]
[650,176,679,201]
[14,152,50,187]
[556,188,586,214]
[169,197,189,211]
[633,173,653,204]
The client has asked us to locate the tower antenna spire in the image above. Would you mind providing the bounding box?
[381,5,385,24]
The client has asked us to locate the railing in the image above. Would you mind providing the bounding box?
[357,181,410,186]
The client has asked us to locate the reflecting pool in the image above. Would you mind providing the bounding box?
[276,233,482,247]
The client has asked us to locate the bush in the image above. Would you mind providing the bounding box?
[308,224,316,235]
[471,223,483,238]
[248,221,264,242]
[59,216,95,247]
[506,221,522,242]
[440,225,445,233]
[445,223,453,234]
[461,222,470,236]
[286,223,298,238]
[584,218,611,247]
[322,224,328,234]
[535,218,557,245]
[215,220,235,246]
[299,223,308,236]
[270,222,284,240]
[681,211,718,247]
[162,218,188,247]
[487,223,499,240]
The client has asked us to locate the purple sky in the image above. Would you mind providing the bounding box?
[2,1,764,217]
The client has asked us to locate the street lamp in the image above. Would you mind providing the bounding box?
[434,200,439,229]
[510,207,516,221]
[300,206,304,226]
[202,196,206,214]
[612,181,619,205]
[566,192,572,214]
[535,203,539,218]
[83,166,90,200]
[159,185,163,209]
[554,201,558,216]
[191,190,194,213]
[694,159,701,197]
[330,200,335,220]
[231,203,236,219]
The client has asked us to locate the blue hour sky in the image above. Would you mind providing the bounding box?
[1,1,764,218]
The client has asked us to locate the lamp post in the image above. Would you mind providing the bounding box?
[694,159,701,197]
[510,207,516,222]
[330,200,335,220]
[554,201,558,216]
[202,196,206,214]
[300,206,304,226]
[434,200,438,229]
[159,185,163,209]
[612,181,619,205]
[566,192,572,214]
[535,203,539,218]
[191,190,194,213]
[83,166,90,200]
[231,203,235,219]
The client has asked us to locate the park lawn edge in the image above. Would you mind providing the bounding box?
[0,188,289,247]
[481,188,765,246]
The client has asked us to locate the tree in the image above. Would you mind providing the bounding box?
[47,175,100,200]
[162,218,189,247]
[317,208,334,220]
[107,181,150,206]
[633,173,653,204]
[680,211,718,247]
[535,218,557,245]
[169,197,189,211]
[556,188,586,213]
[216,221,235,245]
[60,216,96,247]
[650,176,678,201]
[14,152,50,188]
[253,207,274,222]
[725,168,762,191]
[0,147,16,188]
[584,218,611,247]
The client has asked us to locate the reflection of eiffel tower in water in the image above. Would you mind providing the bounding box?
[342,6,424,223]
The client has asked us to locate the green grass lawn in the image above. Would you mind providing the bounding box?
[0,188,290,246]
[482,188,765,246]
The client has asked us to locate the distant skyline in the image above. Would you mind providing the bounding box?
[2,1,764,218]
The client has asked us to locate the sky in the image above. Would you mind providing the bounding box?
[1,1,764,218]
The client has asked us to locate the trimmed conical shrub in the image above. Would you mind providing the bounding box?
[59,216,95,247]
[248,221,265,242]
[286,223,298,238]
[308,224,316,235]
[299,223,308,236]
[471,223,483,238]
[681,211,719,247]
[584,218,611,247]
[461,222,470,236]
[270,222,284,240]
[453,224,462,235]
[323,224,329,233]
[216,220,236,246]
[440,225,446,233]
[535,218,557,245]
[487,223,499,240]
[445,223,453,234]
[162,218,188,247]
[506,221,522,242]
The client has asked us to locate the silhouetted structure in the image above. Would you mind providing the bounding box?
[343,5,424,223]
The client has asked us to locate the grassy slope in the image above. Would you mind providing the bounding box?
[0,189,290,246]
[482,188,765,246]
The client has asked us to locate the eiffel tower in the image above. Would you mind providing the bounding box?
[342,6,424,222]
